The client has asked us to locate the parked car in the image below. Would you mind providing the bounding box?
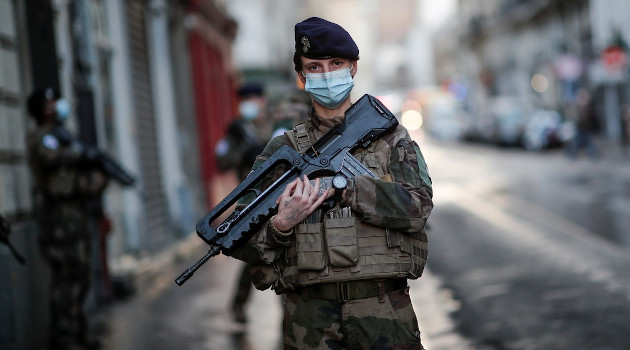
[522,109,564,151]
[426,101,469,141]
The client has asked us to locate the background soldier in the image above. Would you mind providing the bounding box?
[234,17,433,349]
[233,90,312,324]
[214,83,271,323]
[215,83,270,182]
[27,87,110,350]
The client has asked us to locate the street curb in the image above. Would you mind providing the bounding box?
[411,269,473,350]
[109,232,204,293]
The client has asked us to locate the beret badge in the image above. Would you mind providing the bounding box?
[301,36,310,53]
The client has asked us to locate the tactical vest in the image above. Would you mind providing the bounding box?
[277,120,428,288]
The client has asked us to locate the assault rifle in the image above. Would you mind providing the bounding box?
[52,126,136,188]
[176,94,398,285]
[0,214,26,265]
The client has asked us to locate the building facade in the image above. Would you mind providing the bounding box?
[0,0,237,348]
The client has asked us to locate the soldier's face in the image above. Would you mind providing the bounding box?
[43,99,57,122]
[239,96,265,120]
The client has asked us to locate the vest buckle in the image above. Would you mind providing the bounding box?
[336,282,349,302]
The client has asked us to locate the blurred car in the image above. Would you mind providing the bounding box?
[488,96,532,146]
[522,109,564,151]
[426,102,469,141]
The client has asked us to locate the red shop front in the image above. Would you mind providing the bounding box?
[187,0,238,208]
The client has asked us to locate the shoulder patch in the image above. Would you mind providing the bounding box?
[42,134,59,150]
[215,139,229,156]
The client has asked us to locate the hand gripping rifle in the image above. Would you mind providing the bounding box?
[176,94,398,285]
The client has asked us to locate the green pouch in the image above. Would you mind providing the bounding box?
[295,223,327,270]
[324,217,359,267]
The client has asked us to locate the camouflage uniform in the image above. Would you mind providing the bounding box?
[235,106,433,349]
[269,91,312,139]
[28,124,108,350]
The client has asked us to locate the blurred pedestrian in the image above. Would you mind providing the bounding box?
[565,88,600,160]
[233,17,433,349]
[26,87,110,350]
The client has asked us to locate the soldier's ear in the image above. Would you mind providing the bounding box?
[298,71,306,85]
[350,61,358,77]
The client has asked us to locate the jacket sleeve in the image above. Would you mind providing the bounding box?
[343,127,433,233]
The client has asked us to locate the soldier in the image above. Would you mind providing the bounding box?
[215,83,269,182]
[234,17,433,349]
[230,91,312,324]
[26,87,109,350]
[215,83,272,323]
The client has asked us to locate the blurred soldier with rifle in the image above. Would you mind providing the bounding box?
[215,83,272,323]
[26,86,134,350]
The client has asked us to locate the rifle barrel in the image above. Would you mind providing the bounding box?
[175,245,220,286]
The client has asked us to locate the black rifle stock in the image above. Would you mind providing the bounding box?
[176,94,398,285]
[0,214,26,265]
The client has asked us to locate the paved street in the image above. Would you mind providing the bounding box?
[421,135,630,349]
[93,135,630,350]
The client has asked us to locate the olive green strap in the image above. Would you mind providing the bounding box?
[297,279,406,302]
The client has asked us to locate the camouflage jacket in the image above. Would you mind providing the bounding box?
[234,109,433,280]
[27,124,108,200]
[215,118,267,181]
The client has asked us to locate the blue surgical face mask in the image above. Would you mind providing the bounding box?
[239,101,260,120]
[55,99,71,122]
[304,67,354,109]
